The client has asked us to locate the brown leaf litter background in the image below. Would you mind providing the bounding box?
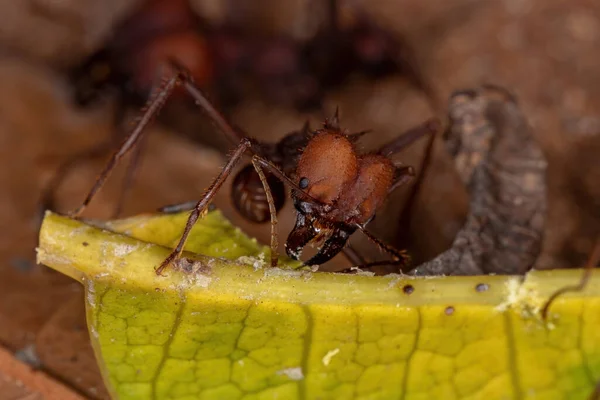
[0,0,598,397]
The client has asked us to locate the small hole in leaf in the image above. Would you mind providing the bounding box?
[445,306,455,316]
[402,284,414,294]
[475,283,489,292]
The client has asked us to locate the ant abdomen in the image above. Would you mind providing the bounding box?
[231,165,286,223]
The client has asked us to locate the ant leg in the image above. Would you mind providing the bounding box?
[168,59,245,145]
[338,259,408,274]
[158,200,197,214]
[355,224,411,272]
[379,118,441,251]
[342,245,367,266]
[540,237,600,321]
[339,246,399,273]
[380,118,439,212]
[378,118,440,157]
[251,157,279,267]
[111,131,147,218]
[68,73,181,218]
[155,139,252,275]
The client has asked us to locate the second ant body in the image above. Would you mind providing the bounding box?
[69,62,438,274]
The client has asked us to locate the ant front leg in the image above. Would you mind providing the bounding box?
[251,157,279,267]
[155,139,252,275]
[355,224,411,272]
[339,246,414,273]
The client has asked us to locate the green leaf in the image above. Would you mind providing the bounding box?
[37,211,600,399]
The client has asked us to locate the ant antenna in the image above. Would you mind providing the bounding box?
[540,237,600,321]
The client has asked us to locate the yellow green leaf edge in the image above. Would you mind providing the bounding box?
[37,211,600,400]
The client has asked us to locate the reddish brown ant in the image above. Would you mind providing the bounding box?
[46,0,434,220]
[68,61,439,274]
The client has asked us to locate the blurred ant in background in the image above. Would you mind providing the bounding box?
[70,0,433,112]
[68,62,440,274]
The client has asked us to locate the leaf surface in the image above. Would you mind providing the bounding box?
[37,211,600,400]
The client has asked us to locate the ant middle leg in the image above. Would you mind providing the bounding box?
[379,117,440,216]
[355,225,411,272]
[379,118,442,256]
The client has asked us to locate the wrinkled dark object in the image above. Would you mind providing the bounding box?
[411,85,547,276]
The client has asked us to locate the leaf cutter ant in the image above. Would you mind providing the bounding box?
[45,0,437,221]
[68,61,439,275]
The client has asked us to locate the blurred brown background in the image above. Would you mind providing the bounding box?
[0,0,598,397]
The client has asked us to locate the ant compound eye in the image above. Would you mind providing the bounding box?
[299,177,309,189]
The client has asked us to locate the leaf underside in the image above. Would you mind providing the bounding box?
[37,211,600,400]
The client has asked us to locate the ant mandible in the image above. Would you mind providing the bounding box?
[69,61,439,275]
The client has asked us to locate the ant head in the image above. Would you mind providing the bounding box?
[285,111,396,265]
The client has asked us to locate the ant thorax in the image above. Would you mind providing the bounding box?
[286,124,395,265]
[294,127,395,225]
